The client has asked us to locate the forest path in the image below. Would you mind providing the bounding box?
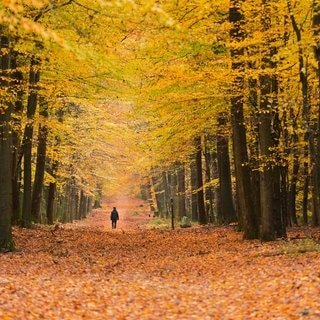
[1,199,320,319]
[72,196,152,232]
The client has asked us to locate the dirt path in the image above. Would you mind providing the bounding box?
[72,196,152,231]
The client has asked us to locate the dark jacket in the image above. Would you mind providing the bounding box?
[110,209,119,221]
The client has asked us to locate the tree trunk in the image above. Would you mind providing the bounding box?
[204,136,216,223]
[79,191,87,220]
[167,169,178,224]
[31,100,48,223]
[229,0,259,239]
[217,112,237,224]
[302,157,309,225]
[93,182,103,209]
[287,132,299,226]
[259,0,284,240]
[309,134,320,226]
[190,159,198,221]
[248,76,261,226]
[151,173,164,217]
[177,164,186,220]
[312,0,320,226]
[0,34,14,251]
[259,88,274,241]
[47,181,56,225]
[162,171,170,219]
[195,136,207,225]
[22,56,40,227]
[287,0,320,227]
[73,183,80,221]
[11,51,24,225]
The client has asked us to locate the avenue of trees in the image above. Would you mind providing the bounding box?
[1,0,320,250]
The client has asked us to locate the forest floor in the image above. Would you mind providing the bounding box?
[1,197,320,319]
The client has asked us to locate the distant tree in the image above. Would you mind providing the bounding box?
[31,99,48,222]
[190,159,198,222]
[195,136,207,225]
[203,135,216,223]
[177,164,186,220]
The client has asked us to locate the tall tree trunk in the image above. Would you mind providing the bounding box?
[312,0,320,226]
[177,164,186,220]
[195,136,207,224]
[259,81,275,241]
[11,51,24,225]
[93,182,102,209]
[46,144,59,225]
[204,135,219,223]
[248,75,261,226]
[229,0,259,239]
[167,169,178,224]
[22,56,40,227]
[151,173,164,217]
[79,190,87,220]
[288,0,320,226]
[31,99,48,223]
[287,131,299,226]
[190,159,198,221]
[259,0,284,240]
[272,110,285,237]
[302,156,310,224]
[310,134,320,226]
[0,34,14,251]
[47,181,56,225]
[204,136,216,223]
[286,1,304,227]
[162,171,170,219]
[74,184,81,221]
[217,112,237,224]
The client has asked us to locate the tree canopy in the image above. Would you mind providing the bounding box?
[1,0,320,248]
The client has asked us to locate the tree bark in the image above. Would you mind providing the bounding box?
[162,171,170,219]
[287,131,299,226]
[195,136,207,225]
[190,159,198,221]
[217,112,237,224]
[0,34,14,251]
[11,51,24,225]
[259,0,284,240]
[22,56,40,227]
[312,0,320,226]
[177,164,186,220]
[229,0,259,239]
[151,173,164,217]
[204,135,216,223]
[31,100,48,223]
[47,181,56,225]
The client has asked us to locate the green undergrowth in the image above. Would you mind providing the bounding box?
[280,238,320,255]
[147,218,171,229]
[147,217,197,229]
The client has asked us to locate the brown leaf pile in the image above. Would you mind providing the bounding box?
[1,198,320,319]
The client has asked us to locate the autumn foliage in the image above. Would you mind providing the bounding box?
[1,198,320,319]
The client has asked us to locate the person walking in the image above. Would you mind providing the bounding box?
[110,207,119,229]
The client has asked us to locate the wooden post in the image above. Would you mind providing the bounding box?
[171,198,174,230]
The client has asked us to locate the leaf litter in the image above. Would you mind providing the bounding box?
[1,198,320,319]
